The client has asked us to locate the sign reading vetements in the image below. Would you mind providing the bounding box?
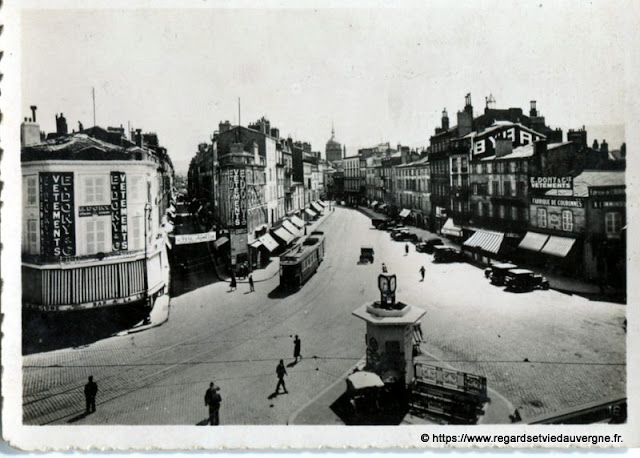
[111,172,128,251]
[39,172,76,257]
[530,176,573,190]
[228,168,247,228]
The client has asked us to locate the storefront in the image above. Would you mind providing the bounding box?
[462,229,507,265]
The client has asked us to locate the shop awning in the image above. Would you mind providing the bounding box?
[259,233,280,252]
[540,235,576,257]
[305,208,317,218]
[290,215,305,228]
[213,236,229,250]
[282,220,300,235]
[378,203,387,210]
[399,209,411,218]
[518,232,550,252]
[273,227,295,244]
[249,239,263,248]
[318,201,327,207]
[463,230,505,254]
[371,201,379,207]
[311,202,324,213]
[441,218,463,237]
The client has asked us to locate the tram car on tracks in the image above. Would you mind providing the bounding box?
[279,234,325,290]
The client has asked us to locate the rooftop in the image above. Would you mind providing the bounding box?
[545,170,625,197]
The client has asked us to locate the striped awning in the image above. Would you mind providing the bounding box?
[399,209,411,218]
[540,235,576,258]
[305,208,317,218]
[463,230,505,254]
[213,236,229,249]
[290,215,305,228]
[273,227,295,244]
[441,218,463,237]
[518,232,550,252]
[282,220,300,235]
[259,233,280,252]
[311,202,324,213]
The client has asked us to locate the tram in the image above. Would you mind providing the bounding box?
[279,234,325,290]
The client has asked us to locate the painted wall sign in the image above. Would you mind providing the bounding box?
[473,126,543,156]
[592,201,626,209]
[111,172,128,251]
[532,197,583,208]
[530,176,573,190]
[589,186,625,197]
[79,205,111,217]
[175,232,217,245]
[228,168,247,228]
[39,172,76,257]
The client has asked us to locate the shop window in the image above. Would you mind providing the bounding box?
[538,208,548,228]
[562,210,573,232]
[605,212,622,236]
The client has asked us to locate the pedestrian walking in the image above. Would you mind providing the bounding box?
[229,272,237,291]
[405,243,409,256]
[204,382,222,426]
[382,263,388,273]
[248,274,255,292]
[293,335,301,362]
[275,359,288,394]
[84,376,98,414]
[419,265,426,282]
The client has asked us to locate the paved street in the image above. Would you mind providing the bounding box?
[22,206,626,425]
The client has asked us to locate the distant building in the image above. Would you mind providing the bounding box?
[325,125,343,163]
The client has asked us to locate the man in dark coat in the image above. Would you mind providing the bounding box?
[293,335,301,362]
[204,382,222,425]
[229,273,237,291]
[275,360,288,394]
[248,274,255,292]
[84,376,98,413]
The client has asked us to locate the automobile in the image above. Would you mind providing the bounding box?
[311,230,325,236]
[392,230,419,242]
[486,262,519,286]
[416,238,444,254]
[504,268,550,291]
[371,218,391,229]
[360,246,375,263]
[386,223,406,233]
[433,246,462,263]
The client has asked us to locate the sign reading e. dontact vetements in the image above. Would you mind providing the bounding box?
[39,172,76,257]
[111,172,128,250]
[530,176,573,190]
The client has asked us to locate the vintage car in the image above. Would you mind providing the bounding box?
[346,371,384,415]
[392,229,420,242]
[389,226,409,237]
[486,262,519,286]
[433,246,462,263]
[505,269,550,291]
[416,238,444,254]
[360,246,375,263]
[371,218,392,229]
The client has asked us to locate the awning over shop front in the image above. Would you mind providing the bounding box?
[282,220,300,235]
[441,218,463,237]
[318,201,327,207]
[290,215,305,228]
[213,236,229,250]
[399,209,411,218]
[518,232,550,252]
[378,203,387,210]
[249,239,263,248]
[273,227,295,244]
[463,230,505,254]
[311,202,324,213]
[305,208,317,218]
[540,235,576,258]
[259,233,280,252]
[371,201,379,207]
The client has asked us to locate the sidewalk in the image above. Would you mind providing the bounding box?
[355,205,624,302]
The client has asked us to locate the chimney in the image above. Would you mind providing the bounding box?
[135,128,143,147]
[464,93,473,114]
[495,138,513,158]
[592,139,599,150]
[534,139,548,157]
[530,100,537,117]
[56,113,68,135]
[442,108,449,130]
[30,105,37,123]
[219,120,231,133]
[600,139,608,156]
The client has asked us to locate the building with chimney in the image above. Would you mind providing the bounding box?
[21,109,174,318]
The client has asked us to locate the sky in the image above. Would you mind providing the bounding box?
[21,3,631,173]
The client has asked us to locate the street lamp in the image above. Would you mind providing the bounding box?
[377,271,397,309]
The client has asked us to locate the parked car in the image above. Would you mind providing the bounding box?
[392,230,420,242]
[505,269,550,291]
[386,224,406,233]
[378,219,398,230]
[389,226,408,237]
[360,246,375,263]
[416,238,444,254]
[486,262,519,286]
[371,218,391,229]
[432,246,462,263]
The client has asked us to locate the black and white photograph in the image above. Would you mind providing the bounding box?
[1,0,636,450]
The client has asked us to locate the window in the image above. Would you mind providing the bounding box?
[27,219,38,254]
[26,176,37,205]
[605,212,622,236]
[129,176,144,202]
[130,214,143,250]
[488,203,494,217]
[499,205,505,219]
[84,176,107,204]
[511,206,518,220]
[487,163,493,174]
[85,219,107,254]
[473,183,478,195]
[538,208,548,228]
[492,181,500,196]
[561,210,573,232]
[476,164,482,174]
[503,181,512,196]
[477,201,483,216]
[516,181,526,197]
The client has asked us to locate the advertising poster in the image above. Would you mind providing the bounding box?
[39,172,75,257]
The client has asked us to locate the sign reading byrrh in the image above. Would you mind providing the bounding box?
[111,172,128,251]
[39,172,76,257]
[530,176,573,190]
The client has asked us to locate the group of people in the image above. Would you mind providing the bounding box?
[229,272,254,292]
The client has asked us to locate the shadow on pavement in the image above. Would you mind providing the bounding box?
[267,285,294,299]
[22,307,147,355]
[171,268,220,298]
[196,418,210,426]
[67,411,90,423]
